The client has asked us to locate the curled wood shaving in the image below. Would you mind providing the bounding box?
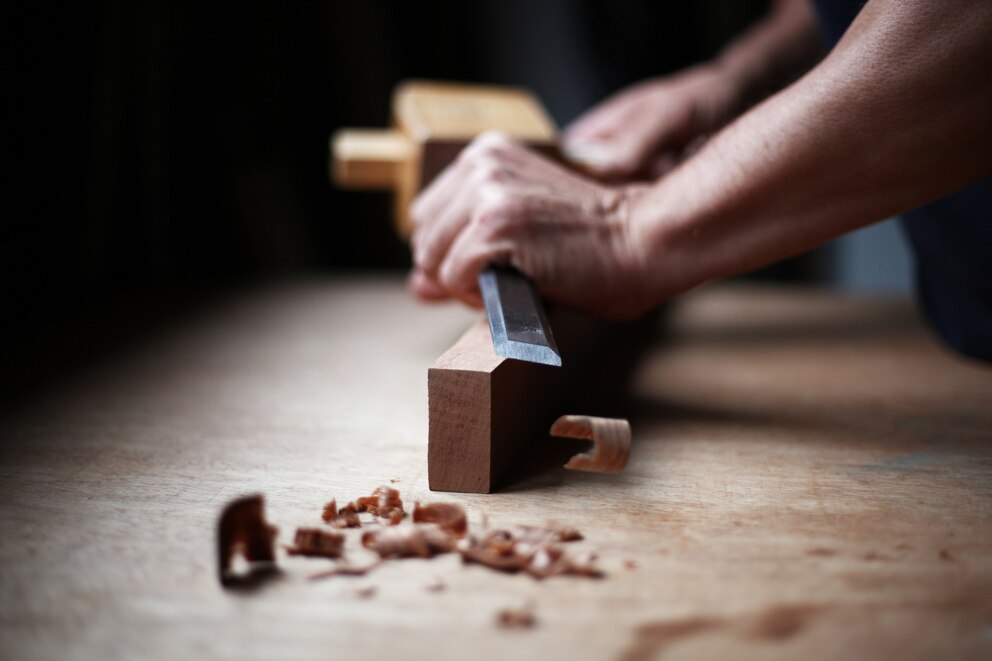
[362,523,455,559]
[458,537,527,573]
[217,494,279,586]
[356,485,404,520]
[285,528,345,558]
[331,502,362,528]
[550,415,631,473]
[322,487,405,529]
[296,488,605,586]
[413,502,468,538]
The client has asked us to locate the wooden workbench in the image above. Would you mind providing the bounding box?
[1,277,990,660]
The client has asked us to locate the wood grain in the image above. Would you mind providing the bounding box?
[1,278,990,661]
[427,308,611,493]
[428,320,563,493]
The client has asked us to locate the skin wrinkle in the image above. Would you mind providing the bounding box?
[410,0,992,321]
[636,0,991,293]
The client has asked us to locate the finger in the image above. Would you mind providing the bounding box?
[646,151,680,179]
[409,151,470,234]
[563,140,624,175]
[581,110,693,181]
[413,182,477,279]
[437,219,514,306]
[408,268,450,301]
[562,95,634,145]
[575,134,651,180]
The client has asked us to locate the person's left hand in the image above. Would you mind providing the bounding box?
[408,131,652,320]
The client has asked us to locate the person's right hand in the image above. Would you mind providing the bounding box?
[562,64,743,182]
[408,132,658,320]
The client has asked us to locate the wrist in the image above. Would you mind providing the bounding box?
[627,176,721,303]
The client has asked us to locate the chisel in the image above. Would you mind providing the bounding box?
[478,265,562,367]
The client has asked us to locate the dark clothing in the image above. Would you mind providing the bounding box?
[812,0,992,361]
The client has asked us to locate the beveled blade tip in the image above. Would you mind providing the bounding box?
[493,339,562,367]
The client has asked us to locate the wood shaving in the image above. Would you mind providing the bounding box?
[217,494,278,586]
[352,585,377,599]
[362,523,455,559]
[322,487,405,528]
[356,485,404,518]
[496,604,537,629]
[321,500,338,523]
[330,502,362,528]
[285,528,345,558]
[413,502,468,538]
[458,525,603,580]
[550,415,631,473]
[225,487,608,589]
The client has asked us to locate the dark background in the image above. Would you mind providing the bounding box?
[9,0,833,397]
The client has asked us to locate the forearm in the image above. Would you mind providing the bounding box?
[633,0,992,296]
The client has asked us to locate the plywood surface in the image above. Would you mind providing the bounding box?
[1,277,990,660]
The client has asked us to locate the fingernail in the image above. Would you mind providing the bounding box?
[562,141,617,167]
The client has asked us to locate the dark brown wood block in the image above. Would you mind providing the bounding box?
[428,310,610,493]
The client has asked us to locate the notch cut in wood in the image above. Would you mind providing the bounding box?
[428,311,608,493]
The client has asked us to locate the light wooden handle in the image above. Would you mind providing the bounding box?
[330,129,412,190]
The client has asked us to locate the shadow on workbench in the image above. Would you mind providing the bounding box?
[0,285,239,418]
[677,294,921,348]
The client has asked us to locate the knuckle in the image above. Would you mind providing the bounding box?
[409,200,426,227]
[477,181,507,204]
[477,130,512,148]
[468,130,514,158]
[438,260,465,293]
[473,202,518,237]
[470,160,507,184]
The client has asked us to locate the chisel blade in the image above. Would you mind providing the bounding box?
[478,265,562,367]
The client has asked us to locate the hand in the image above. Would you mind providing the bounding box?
[408,132,652,320]
[562,65,741,181]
